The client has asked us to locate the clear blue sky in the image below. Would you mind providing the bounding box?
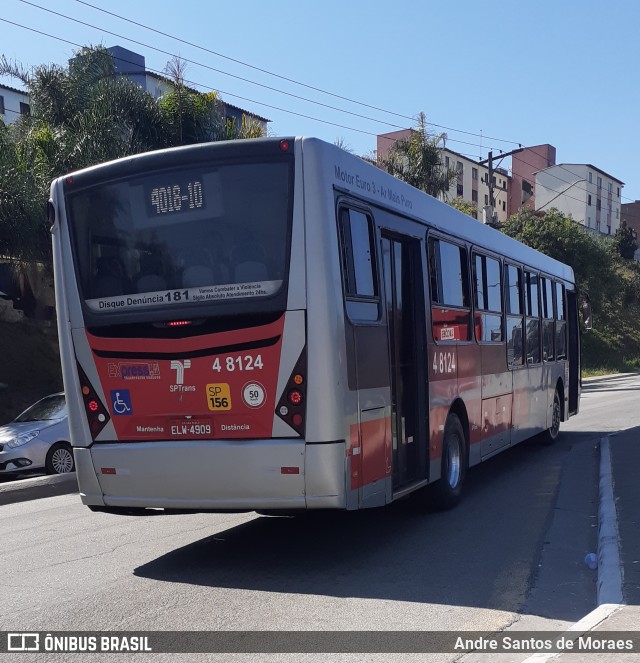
[2,0,639,201]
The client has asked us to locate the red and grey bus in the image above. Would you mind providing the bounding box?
[49,137,582,514]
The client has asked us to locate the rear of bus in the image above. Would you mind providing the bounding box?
[51,137,346,513]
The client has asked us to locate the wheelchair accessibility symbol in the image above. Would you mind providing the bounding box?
[110,390,133,415]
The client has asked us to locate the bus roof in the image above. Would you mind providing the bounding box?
[302,137,575,285]
[52,136,574,285]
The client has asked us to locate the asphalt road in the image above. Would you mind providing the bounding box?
[2,374,638,663]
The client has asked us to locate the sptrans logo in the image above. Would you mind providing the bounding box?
[108,362,160,380]
[170,360,195,393]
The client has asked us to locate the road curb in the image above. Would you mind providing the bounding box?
[0,472,78,506]
[597,436,623,605]
[582,372,639,383]
[517,435,626,663]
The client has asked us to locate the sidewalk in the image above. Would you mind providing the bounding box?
[0,471,77,506]
[548,426,640,661]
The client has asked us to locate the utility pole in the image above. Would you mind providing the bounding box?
[478,146,524,226]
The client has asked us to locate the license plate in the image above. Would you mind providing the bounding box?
[169,420,212,436]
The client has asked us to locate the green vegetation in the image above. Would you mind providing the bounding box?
[449,197,478,218]
[382,112,455,198]
[0,46,264,271]
[501,209,640,373]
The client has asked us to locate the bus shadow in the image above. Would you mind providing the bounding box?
[133,429,619,622]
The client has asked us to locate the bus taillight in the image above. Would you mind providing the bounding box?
[275,349,306,436]
[77,363,110,438]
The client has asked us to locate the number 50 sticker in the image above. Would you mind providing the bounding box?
[242,382,266,408]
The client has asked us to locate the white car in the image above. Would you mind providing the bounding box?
[0,393,73,475]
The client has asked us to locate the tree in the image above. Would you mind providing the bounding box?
[0,46,264,270]
[159,88,226,146]
[499,207,640,371]
[449,197,477,218]
[333,137,354,153]
[612,221,638,260]
[501,208,616,305]
[382,112,455,198]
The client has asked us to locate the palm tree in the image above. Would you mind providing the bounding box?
[382,112,455,198]
[161,55,265,146]
[0,46,265,270]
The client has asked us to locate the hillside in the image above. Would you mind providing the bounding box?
[0,320,63,424]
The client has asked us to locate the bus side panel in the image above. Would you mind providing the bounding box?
[301,140,360,508]
[545,362,566,428]
[479,343,512,458]
[453,344,482,467]
[305,441,347,509]
[52,182,112,451]
[74,448,105,505]
[567,289,580,416]
[511,364,547,445]
[287,140,306,311]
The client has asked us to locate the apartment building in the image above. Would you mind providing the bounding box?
[108,46,269,132]
[0,46,267,132]
[535,164,623,235]
[509,144,556,213]
[0,83,30,124]
[621,200,640,235]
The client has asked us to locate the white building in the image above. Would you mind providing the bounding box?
[441,148,510,223]
[108,46,269,133]
[1,46,268,133]
[0,83,30,124]
[535,164,623,236]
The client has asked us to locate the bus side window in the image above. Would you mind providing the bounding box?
[555,282,567,359]
[525,271,541,364]
[473,253,503,343]
[339,207,379,322]
[505,264,524,367]
[429,237,470,342]
[541,277,555,361]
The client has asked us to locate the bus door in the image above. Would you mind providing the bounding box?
[380,233,428,491]
[567,289,580,414]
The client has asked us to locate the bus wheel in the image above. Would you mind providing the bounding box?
[430,414,466,510]
[543,390,562,444]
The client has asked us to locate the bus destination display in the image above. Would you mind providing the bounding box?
[147,179,205,216]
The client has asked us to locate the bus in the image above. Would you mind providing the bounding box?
[49,137,583,514]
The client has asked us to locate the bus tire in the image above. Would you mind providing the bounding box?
[430,414,466,510]
[543,389,562,445]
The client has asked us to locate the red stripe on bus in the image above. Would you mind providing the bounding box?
[350,417,391,490]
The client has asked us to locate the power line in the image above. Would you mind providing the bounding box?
[72,0,417,124]
[71,0,524,147]
[2,12,637,215]
[19,0,413,131]
[22,0,522,148]
[0,16,500,153]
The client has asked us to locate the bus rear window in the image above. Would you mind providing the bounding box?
[67,161,291,312]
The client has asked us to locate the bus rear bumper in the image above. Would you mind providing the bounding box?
[74,439,346,511]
